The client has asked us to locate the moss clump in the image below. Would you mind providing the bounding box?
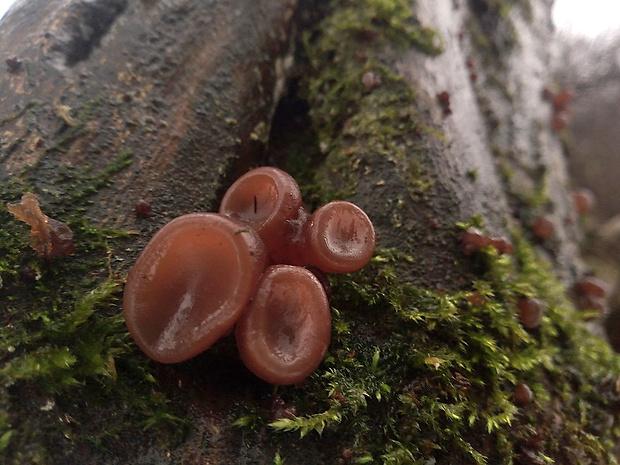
[0,151,185,464]
[299,0,441,202]
[467,0,532,69]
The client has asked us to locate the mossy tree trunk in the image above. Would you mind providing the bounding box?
[1,1,619,464]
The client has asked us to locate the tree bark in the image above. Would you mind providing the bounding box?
[1,0,618,464]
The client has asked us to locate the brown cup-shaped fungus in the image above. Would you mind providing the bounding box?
[123,213,268,363]
[303,201,375,273]
[219,167,306,263]
[235,265,331,385]
[518,297,544,329]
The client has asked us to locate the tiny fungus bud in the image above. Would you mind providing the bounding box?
[466,292,486,307]
[135,199,153,216]
[532,216,555,240]
[235,265,331,385]
[578,294,609,317]
[5,57,22,73]
[518,297,544,329]
[269,395,297,421]
[492,236,514,255]
[552,89,572,112]
[361,70,382,90]
[123,213,268,363]
[572,188,595,215]
[460,227,513,256]
[303,201,376,273]
[514,382,534,405]
[437,90,452,116]
[551,113,568,132]
[574,276,608,299]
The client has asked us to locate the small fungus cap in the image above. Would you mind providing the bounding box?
[518,297,544,329]
[123,213,267,364]
[305,201,375,273]
[235,265,331,385]
[219,167,303,254]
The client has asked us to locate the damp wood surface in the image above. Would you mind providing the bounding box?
[1,0,620,464]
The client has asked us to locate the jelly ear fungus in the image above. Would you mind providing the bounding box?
[219,166,307,263]
[235,265,331,385]
[123,213,268,364]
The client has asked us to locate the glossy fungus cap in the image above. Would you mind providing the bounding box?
[235,265,331,385]
[123,213,268,363]
[304,201,375,273]
[219,167,304,258]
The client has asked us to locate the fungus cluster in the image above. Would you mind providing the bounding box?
[123,167,375,385]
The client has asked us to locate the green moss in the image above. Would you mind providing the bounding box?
[244,228,620,463]
[467,0,532,69]
[0,100,39,127]
[299,0,441,202]
[0,151,184,463]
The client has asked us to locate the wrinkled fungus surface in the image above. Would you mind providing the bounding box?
[123,213,268,363]
[7,192,75,259]
[235,265,331,385]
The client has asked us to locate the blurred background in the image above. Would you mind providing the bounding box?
[549,1,620,349]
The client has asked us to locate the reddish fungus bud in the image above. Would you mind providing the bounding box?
[518,297,544,329]
[491,236,514,254]
[466,292,486,307]
[551,112,568,132]
[532,216,555,240]
[574,276,608,298]
[437,90,452,116]
[235,265,331,385]
[5,57,22,73]
[219,167,305,262]
[269,395,298,421]
[361,71,382,90]
[577,294,609,317]
[552,89,572,112]
[460,227,513,256]
[303,201,375,273]
[572,188,595,215]
[460,227,492,255]
[123,213,268,363]
[514,382,534,405]
[134,198,153,216]
[7,193,75,259]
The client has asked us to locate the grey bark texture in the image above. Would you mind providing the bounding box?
[1,0,610,464]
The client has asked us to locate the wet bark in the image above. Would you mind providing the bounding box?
[0,0,609,464]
